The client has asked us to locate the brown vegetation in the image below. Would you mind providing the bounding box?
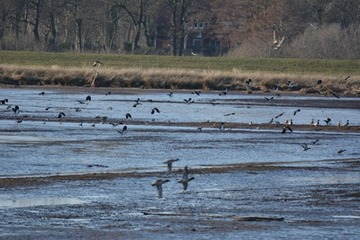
[1,64,359,97]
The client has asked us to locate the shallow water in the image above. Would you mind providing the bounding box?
[0,87,359,239]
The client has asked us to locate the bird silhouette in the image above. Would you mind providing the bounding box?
[152,179,170,198]
[191,91,201,96]
[58,112,66,118]
[117,126,128,134]
[264,97,274,101]
[275,112,285,119]
[163,158,179,174]
[39,91,45,95]
[337,149,346,154]
[125,113,132,119]
[293,109,301,116]
[178,166,195,191]
[151,107,160,114]
[281,125,293,134]
[0,99,8,104]
[301,143,311,151]
[85,95,91,101]
[324,118,331,125]
[12,105,20,114]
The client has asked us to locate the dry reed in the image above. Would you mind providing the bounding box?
[0,64,359,96]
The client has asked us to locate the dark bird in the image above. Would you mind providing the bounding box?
[163,158,179,174]
[0,99,8,104]
[191,90,201,96]
[293,109,301,116]
[178,166,195,191]
[125,113,132,119]
[151,107,160,114]
[105,91,111,95]
[311,139,320,145]
[337,149,346,154]
[324,118,331,125]
[281,125,293,134]
[224,112,235,116]
[117,126,127,134]
[117,125,128,134]
[245,79,252,85]
[85,95,91,101]
[264,97,274,101]
[133,102,141,107]
[92,60,103,67]
[219,122,225,131]
[301,143,311,151]
[39,91,45,95]
[316,79,322,85]
[12,105,20,114]
[219,89,228,96]
[152,179,170,198]
[275,112,285,119]
[184,98,194,103]
[58,112,66,118]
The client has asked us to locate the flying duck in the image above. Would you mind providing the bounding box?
[117,125,128,134]
[178,166,195,191]
[152,179,170,198]
[151,107,160,114]
[163,158,179,174]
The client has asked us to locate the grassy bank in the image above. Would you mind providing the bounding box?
[0,51,359,96]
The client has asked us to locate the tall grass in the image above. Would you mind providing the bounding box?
[1,50,360,75]
[0,51,359,96]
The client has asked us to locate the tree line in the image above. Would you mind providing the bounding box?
[1,0,360,59]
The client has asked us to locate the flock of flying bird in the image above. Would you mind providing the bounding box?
[152,159,195,198]
[0,75,353,197]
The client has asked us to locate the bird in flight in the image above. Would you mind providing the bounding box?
[163,158,179,174]
[293,109,301,116]
[301,143,311,151]
[151,107,160,114]
[117,126,128,134]
[125,113,132,119]
[178,166,195,191]
[152,179,170,198]
[58,112,66,118]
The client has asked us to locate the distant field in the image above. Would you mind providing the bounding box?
[0,51,359,96]
[1,50,360,75]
